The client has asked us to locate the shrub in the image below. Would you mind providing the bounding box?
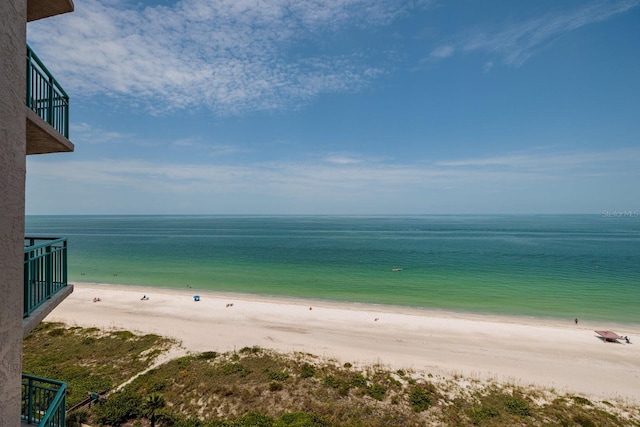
[142,393,166,427]
[505,394,531,417]
[571,395,592,406]
[130,371,158,394]
[469,405,500,425]
[366,383,387,401]
[323,375,341,389]
[269,381,284,392]
[300,363,315,379]
[81,337,95,345]
[221,363,251,377]
[349,373,367,388]
[113,330,135,340]
[48,328,65,337]
[573,414,596,427]
[154,408,182,426]
[199,351,218,360]
[388,376,402,387]
[66,409,89,427]
[173,418,206,427]
[175,357,193,369]
[235,412,273,426]
[338,385,350,397]
[267,369,290,381]
[240,346,262,354]
[275,412,329,427]
[93,388,142,426]
[408,384,436,412]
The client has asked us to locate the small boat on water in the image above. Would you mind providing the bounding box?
[392,267,403,272]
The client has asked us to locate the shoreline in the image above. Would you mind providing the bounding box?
[46,282,640,403]
[66,281,640,330]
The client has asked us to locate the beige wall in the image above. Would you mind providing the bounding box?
[0,0,27,422]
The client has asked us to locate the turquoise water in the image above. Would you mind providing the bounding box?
[25,215,640,324]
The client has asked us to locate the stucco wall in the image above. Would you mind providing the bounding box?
[0,0,27,423]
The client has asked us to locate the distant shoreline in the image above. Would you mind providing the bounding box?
[46,282,640,403]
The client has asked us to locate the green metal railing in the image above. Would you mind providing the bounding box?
[21,374,67,427]
[24,237,68,318]
[26,45,69,138]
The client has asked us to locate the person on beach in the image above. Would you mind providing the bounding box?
[574,318,578,325]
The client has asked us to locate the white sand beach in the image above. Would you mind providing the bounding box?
[46,283,640,403]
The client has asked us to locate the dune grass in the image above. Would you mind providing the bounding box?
[22,322,174,407]
[24,323,640,426]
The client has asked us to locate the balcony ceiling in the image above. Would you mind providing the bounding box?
[27,0,74,22]
[26,108,74,155]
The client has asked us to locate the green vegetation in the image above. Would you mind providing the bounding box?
[143,393,167,427]
[23,323,640,426]
[22,322,173,407]
[408,383,437,412]
[93,388,142,426]
[299,363,315,379]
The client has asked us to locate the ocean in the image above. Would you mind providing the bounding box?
[25,215,640,324]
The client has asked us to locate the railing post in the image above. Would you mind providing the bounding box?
[27,376,34,424]
[46,244,53,298]
[62,240,68,285]
[47,74,54,128]
[64,95,69,138]
[24,251,30,316]
[26,47,32,108]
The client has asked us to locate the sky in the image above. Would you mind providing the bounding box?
[26,0,640,215]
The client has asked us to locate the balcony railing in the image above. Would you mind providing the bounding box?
[26,45,69,138]
[24,237,68,318]
[21,374,67,427]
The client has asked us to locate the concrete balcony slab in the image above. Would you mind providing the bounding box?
[28,0,74,22]
[23,284,73,337]
[26,107,74,155]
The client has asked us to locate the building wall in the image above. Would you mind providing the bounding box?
[0,0,27,423]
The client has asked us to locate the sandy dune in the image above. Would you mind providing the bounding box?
[45,283,640,403]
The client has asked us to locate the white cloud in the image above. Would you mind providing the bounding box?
[432,0,639,67]
[324,155,362,165]
[71,122,130,145]
[26,147,640,214]
[430,45,455,58]
[27,0,418,115]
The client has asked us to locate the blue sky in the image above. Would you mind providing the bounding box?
[26,0,640,215]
